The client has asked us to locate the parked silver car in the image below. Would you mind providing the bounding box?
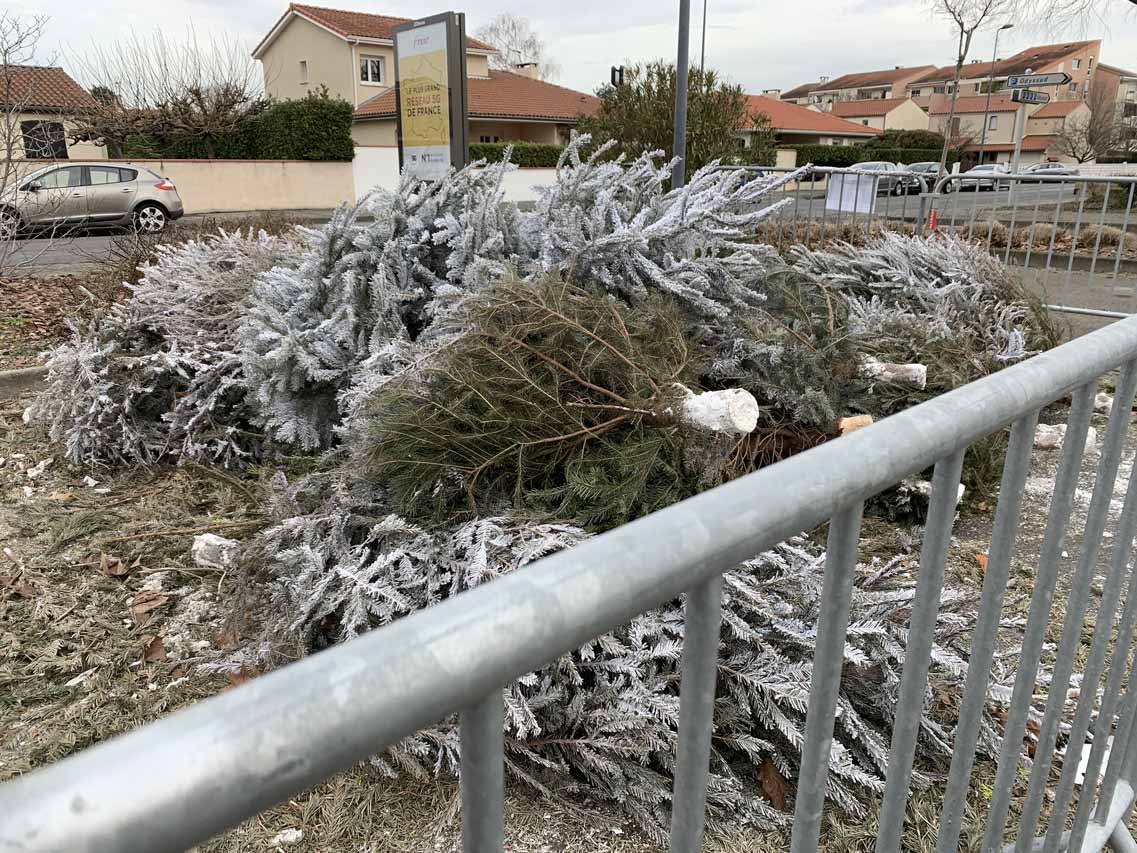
[0,162,184,239]
[1021,161,1079,182]
[850,161,908,195]
[944,163,1010,192]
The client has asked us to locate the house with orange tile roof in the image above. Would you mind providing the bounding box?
[1,65,105,160]
[741,95,882,147]
[830,98,929,131]
[253,4,598,149]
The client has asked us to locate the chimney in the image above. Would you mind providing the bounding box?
[513,62,539,80]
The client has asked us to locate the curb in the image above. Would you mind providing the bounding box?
[0,365,47,401]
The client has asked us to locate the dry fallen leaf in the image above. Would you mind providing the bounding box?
[47,491,75,503]
[0,573,38,598]
[215,626,241,651]
[129,590,169,624]
[99,553,130,578]
[975,553,989,574]
[142,634,167,663]
[226,667,260,690]
[759,758,788,811]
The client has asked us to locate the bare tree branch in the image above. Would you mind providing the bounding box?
[66,28,265,158]
[474,13,560,81]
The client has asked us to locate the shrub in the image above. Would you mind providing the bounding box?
[120,90,354,161]
[470,141,563,167]
[786,144,961,169]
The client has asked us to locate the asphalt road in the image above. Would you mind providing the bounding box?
[5,234,115,271]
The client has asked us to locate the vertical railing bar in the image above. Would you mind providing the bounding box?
[981,382,1098,852]
[1111,183,1134,298]
[1003,177,1021,266]
[1087,182,1112,290]
[460,691,504,853]
[1067,403,1137,850]
[965,175,981,242]
[1064,184,1089,292]
[1097,665,1137,824]
[1044,182,1065,274]
[945,174,955,235]
[874,449,967,853]
[669,573,724,853]
[1014,362,1137,853]
[935,412,1040,853]
[805,170,816,248]
[1023,190,1043,272]
[820,170,831,245]
[789,503,866,853]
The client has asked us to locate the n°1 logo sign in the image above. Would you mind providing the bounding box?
[1007,72,1072,88]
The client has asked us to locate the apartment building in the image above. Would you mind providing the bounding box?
[782,66,936,109]
[905,40,1102,109]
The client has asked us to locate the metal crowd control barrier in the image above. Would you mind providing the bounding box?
[6,319,1137,852]
[739,164,1137,322]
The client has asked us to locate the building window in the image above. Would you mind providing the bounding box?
[975,83,981,92]
[1068,82,1077,93]
[478,135,502,143]
[1073,59,1081,69]
[20,120,67,159]
[911,88,922,96]
[1088,57,1094,69]
[360,55,385,84]
[988,115,998,130]
[299,60,308,84]
[862,119,869,125]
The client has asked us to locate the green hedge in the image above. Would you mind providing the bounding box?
[120,91,355,161]
[244,95,355,160]
[470,141,564,167]
[785,144,961,168]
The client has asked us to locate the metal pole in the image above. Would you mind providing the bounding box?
[699,0,707,73]
[672,0,691,189]
[976,26,1009,165]
[1010,102,1026,173]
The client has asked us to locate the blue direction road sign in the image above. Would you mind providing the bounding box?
[1011,88,1051,105]
[1007,72,1072,88]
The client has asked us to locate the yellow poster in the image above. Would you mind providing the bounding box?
[400,50,450,148]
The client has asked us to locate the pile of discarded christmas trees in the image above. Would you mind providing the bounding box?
[28,139,1056,839]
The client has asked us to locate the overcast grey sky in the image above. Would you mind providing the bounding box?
[15,0,1137,96]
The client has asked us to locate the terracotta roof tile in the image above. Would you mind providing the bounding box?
[289,4,495,51]
[744,95,882,136]
[0,65,95,112]
[780,81,820,100]
[355,70,599,122]
[1030,100,1085,118]
[911,41,1098,86]
[929,94,1020,114]
[965,134,1057,152]
[815,65,936,92]
[1099,63,1137,78]
[831,97,914,117]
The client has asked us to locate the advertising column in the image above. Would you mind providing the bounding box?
[393,12,469,182]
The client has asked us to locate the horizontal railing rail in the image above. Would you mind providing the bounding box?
[4,317,1137,852]
[726,162,1137,322]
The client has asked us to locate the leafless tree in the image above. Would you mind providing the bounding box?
[1051,85,1120,162]
[930,0,1010,178]
[474,13,560,81]
[928,0,1135,176]
[68,28,265,158]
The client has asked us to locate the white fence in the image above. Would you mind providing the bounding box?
[351,146,557,203]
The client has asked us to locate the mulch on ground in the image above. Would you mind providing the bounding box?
[0,276,124,370]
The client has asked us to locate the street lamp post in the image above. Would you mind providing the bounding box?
[976,23,1014,166]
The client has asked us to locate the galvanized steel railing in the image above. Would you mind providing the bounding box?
[5,317,1137,852]
[744,164,1137,322]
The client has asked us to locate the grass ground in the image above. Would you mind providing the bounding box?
[2,376,1131,852]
